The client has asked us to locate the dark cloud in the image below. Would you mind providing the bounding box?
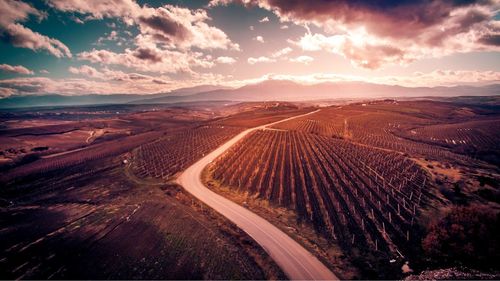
[152,78,170,84]
[138,13,190,41]
[478,34,500,46]
[263,0,492,39]
[133,47,163,62]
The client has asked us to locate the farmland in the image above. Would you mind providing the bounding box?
[131,125,243,180]
[212,130,429,256]
[0,102,311,279]
[207,99,500,278]
[1,99,499,280]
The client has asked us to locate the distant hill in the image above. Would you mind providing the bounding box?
[132,80,500,103]
[0,80,498,108]
[0,85,230,109]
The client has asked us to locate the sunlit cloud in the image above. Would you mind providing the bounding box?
[271,47,292,58]
[290,55,313,64]
[0,0,71,58]
[223,70,500,88]
[0,63,33,75]
[254,35,264,43]
[248,56,275,64]
[259,16,269,23]
[211,0,500,69]
[216,56,237,64]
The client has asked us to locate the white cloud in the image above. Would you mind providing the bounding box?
[77,45,214,74]
[216,56,237,64]
[271,47,292,58]
[290,55,314,64]
[0,63,33,75]
[280,25,289,29]
[48,1,239,51]
[0,0,71,58]
[254,35,264,43]
[210,0,500,69]
[290,32,412,69]
[46,1,241,76]
[259,16,269,23]
[247,56,275,64]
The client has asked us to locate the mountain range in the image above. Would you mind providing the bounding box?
[0,80,498,109]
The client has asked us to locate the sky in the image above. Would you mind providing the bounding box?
[0,0,499,97]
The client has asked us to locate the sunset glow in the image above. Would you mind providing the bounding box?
[0,0,499,97]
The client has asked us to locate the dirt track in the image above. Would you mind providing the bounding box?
[177,109,339,280]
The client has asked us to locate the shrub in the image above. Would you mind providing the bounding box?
[422,206,500,270]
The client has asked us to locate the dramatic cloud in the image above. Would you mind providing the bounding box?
[0,0,71,58]
[290,55,313,64]
[136,5,239,50]
[211,0,500,69]
[248,56,275,64]
[290,32,411,69]
[48,0,239,51]
[0,63,33,75]
[77,39,215,74]
[46,1,239,76]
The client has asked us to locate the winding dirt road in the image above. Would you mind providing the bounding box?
[177,109,339,280]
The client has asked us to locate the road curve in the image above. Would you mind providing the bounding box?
[177,109,339,280]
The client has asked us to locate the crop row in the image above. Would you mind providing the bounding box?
[132,125,242,180]
[1,131,162,183]
[211,129,432,256]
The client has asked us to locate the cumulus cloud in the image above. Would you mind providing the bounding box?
[77,36,215,74]
[290,32,411,69]
[248,56,275,64]
[290,55,313,64]
[271,47,292,58]
[216,56,237,64]
[254,35,264,43]
[0,0,71,58]
[68,64,171,84]
[68,65,102,78]
[48,0,239,51]
[136,5,239,50]
[46,0,239,75]
[39,69,50,74]
[0,63,33,75]
[0,70,234,97]
[211,0,500,69]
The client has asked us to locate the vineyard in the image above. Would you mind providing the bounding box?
[398,119,500,151]
[132,125,243,180]
[272,106,476,164]
[211,129,432,256]
[0,131,163,183]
